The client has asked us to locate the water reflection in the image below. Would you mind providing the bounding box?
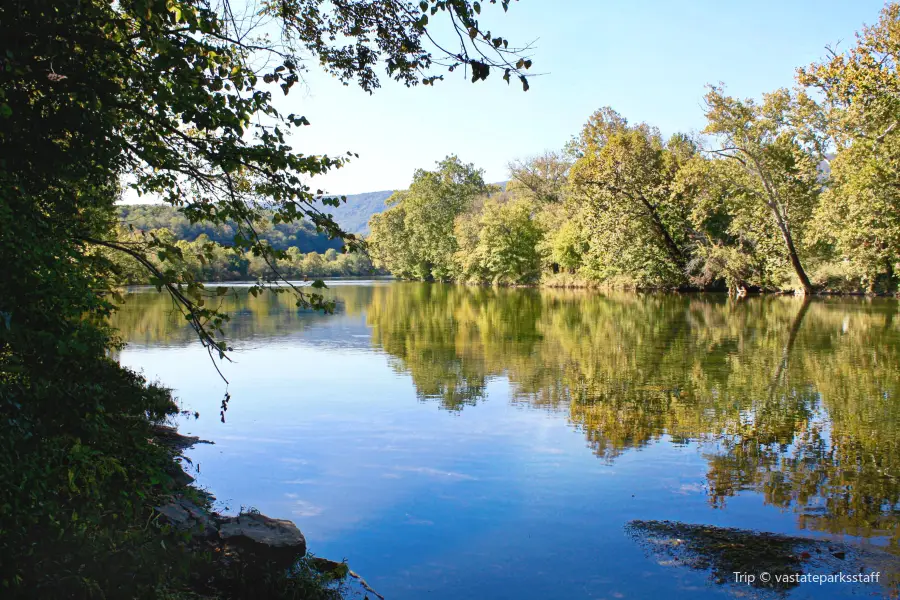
[112,282,900,588]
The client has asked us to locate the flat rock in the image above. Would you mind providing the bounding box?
[164,461,195,488]
[219,513,307,560]
[155,497,217,537]
[151,424,214,451]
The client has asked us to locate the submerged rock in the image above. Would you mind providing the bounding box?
[626,519,895,594]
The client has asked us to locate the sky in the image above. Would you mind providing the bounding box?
[285,0,886,195]
[123,0,889,201]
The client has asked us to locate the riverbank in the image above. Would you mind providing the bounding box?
[147,424,375,600]
[420,272,900,297]
[0,354,360,599]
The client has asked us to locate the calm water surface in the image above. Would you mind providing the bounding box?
[112,282,900,599]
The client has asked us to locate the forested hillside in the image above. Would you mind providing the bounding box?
[119,204,344,253]
[120,188,395,248]
[114,205,381,282]
[115,190,395,281]
[325,190,394,234]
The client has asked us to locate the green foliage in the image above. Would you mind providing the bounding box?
[701,87,825,294]
[568,109,696,287]
[799,3,900,293]
[368,156,493,281]
[813,144,900,292]
[510,153,585,276]
[537,208,586,275]
[675,156,799,293]
[0,172,184,594]
[453,196,543,284]
[507,152,571,204]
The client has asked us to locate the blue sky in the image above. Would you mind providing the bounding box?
[283,1,884,195]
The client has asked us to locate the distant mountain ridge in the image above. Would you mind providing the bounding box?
[118,182,503,246]
[325,181,507,235]
[117,190,398,253]
[325,189,395,235]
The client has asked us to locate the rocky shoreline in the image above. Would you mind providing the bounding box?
[150,424,382,599]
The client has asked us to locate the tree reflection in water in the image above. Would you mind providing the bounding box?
[112,283,900,555]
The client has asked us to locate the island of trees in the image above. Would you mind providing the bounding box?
[368,6,900,297]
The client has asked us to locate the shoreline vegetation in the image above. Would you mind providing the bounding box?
[535,275,900,297]
[119,268,899,298]
[364,9,900,299]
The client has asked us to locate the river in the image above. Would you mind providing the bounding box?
[112,281,900,599]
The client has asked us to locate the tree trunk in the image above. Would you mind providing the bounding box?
[638,197,684,270]
[771,209,813,295]
[742,151,814,295]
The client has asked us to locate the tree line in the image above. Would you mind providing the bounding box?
[111,226,380,283]
[369,4,900,296]
[114,206,381,282]
[119,204,345,253]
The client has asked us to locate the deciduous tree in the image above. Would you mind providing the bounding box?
[702,87,824,295]
[799,3,900,292]
[568,108,696,287]
[368,157,492,280]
